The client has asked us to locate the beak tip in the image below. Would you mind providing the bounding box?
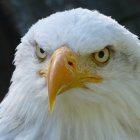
[49,99,55,113]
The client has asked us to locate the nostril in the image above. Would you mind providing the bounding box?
[68,61,74,66]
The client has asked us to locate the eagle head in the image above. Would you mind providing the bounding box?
[1,8,140,140]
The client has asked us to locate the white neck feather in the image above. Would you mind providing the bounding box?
[1,76,140,140]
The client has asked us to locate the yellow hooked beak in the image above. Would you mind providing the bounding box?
[40,47,103,112]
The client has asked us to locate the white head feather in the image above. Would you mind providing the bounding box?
[1,8,140,140]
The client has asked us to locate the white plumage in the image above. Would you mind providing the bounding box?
[1,8,140,140]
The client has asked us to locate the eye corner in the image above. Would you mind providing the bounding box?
[105,45,114,52]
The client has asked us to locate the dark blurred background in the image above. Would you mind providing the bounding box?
[0,0,140,101]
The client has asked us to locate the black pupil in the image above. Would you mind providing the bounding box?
[40,48,45,54]
[98,51,104,58]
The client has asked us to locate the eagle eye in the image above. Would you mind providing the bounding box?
[36,45,47,62]
[92,47,110,65]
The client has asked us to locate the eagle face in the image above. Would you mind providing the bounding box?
[1,8,140,140]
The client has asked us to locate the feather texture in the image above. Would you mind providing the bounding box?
[0,8,140,140]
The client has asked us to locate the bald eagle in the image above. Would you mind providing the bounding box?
[0,8,140,140]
